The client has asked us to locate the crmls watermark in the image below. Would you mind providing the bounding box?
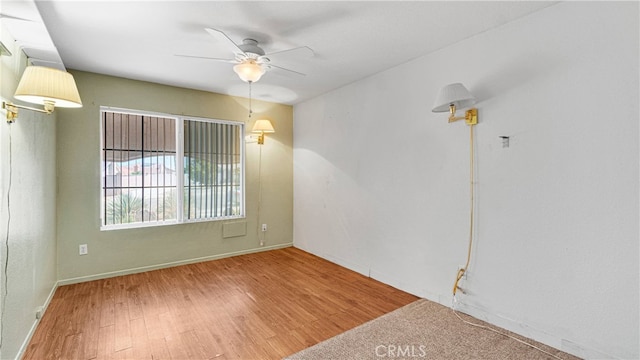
[375,344,427,358]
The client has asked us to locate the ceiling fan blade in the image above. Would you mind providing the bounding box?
[204,28,247,57]
[267,64,306,77]
[0,13,34,22]
[175,54,237,63]
[256,56,270,64]
[265,46,315,59]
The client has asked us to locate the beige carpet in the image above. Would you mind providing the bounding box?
[285,299,580,360]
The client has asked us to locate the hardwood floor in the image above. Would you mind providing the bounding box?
[23,247,418,360]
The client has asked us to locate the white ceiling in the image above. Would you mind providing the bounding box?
[2,1,557,105]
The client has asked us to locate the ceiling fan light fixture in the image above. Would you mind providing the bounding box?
[233,60,265,83]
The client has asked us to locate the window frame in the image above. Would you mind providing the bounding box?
[99,106,246,231]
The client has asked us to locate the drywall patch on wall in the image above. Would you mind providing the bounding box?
[223,221,247,238]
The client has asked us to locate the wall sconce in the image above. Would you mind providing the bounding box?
[251,119,275,145]
[432,83,477,125]
[2,66,83,123]
[432,82,480,298]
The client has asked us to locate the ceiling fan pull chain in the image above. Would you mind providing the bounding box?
[248,81,253,118]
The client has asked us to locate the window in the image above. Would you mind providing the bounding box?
[100,107,244,230]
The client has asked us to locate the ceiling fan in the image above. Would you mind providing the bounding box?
[178,28,314,83]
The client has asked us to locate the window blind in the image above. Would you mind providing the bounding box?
[183,119,242,220]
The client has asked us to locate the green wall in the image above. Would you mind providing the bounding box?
[0,28,58,359]
[56,71,293,282]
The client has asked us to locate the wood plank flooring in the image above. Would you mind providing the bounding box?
[23,247,418,360]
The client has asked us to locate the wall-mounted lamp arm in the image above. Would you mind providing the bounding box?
[256,132,266,145]
[2,101,55,123]
[447,104,478,126]
[246,132,267,145]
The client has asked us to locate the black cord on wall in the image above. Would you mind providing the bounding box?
[0,126,12,352]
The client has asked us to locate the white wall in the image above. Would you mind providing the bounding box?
[293,2,638,359]
[0,26,58,360]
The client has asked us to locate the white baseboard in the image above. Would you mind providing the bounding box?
[335,264,618,360]
[15,280,59,360]
[453,301,616,360]
[58,243,293,286]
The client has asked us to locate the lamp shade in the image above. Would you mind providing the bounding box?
[233,60,265,83]
[432,83,476,112]
[14,66,82,108]
[252,119,275,133]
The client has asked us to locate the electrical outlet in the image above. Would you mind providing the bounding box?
[261,224,267,232]
[35,306,43,320]
[79,244,88,255]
